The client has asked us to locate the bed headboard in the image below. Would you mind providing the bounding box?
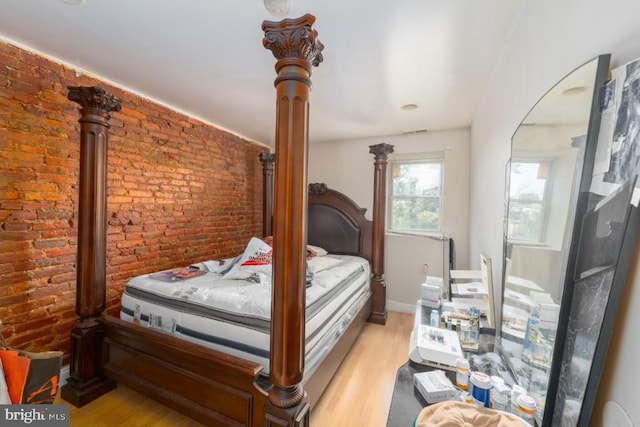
[259,142,392,326]
[307,183,373,263]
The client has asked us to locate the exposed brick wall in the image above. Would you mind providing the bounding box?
[0,40,266,360]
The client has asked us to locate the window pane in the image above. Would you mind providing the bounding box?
[392,196,440,232]
[508,200,544,241]
[510,162,547,201]
[393,163,441,197]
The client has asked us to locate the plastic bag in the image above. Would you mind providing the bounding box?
[0,331,63,404]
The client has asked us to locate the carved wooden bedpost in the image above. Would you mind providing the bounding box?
[368,143,394,325]
[262,14,323,425]
[259,152,275,237]
[61,86,121,406]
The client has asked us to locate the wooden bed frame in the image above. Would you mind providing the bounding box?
[60,15,394,426]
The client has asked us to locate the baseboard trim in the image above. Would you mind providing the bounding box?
[386,300,415,313]
[60,365,70,387]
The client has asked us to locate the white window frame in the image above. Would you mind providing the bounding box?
[387,152,444,236]
[507,158,554,244]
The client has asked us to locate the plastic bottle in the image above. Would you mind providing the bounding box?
[517,394,537,424]
[510,384,526,415]
[459,391,472,404]
[430,309,439,327]
[455,358,470,391]
[460,324,471,345]
[522,305,541,363]
[490,381,510,411]
[469,307,480,345]
[490,376,504,387]
[469,371,492,408]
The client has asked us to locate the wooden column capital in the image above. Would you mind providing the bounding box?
[263,14,324,83]
[369,143,395,159]
[259,151,276,165]
[68,86,122,122]
[263,14,323,413]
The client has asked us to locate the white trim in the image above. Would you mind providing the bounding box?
[59,365,70,388]
[386,300,416,314]
[389,151,445,162]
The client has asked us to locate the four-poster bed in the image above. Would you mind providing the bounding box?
[60,14,394,426]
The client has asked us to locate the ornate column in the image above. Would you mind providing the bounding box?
[259,152,275,237]
[262,14,323,426]
[61,86,121,407]
[368,143,394,325]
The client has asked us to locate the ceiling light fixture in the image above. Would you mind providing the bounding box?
[58,0,86,4]
[264,0,290,17]
[401,103,418,111]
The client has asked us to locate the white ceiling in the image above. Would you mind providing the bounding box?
[0,0,523,146]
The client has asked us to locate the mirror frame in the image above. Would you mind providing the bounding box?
[499,54,611,427]
[543,54,610,426]
[550,57,640,426]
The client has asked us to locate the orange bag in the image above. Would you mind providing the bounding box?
[0,332,62,404]
[0,349,30,403]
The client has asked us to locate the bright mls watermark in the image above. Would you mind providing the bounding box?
[1,405,69,426]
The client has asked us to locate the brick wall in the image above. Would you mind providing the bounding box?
[0,40,266,360]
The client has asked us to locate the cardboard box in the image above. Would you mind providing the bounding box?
[421,282,441,308]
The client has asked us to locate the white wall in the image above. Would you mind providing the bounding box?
[470,0,640,425]
[309,128,470,313]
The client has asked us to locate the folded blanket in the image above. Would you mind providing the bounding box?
[415,401,528,427]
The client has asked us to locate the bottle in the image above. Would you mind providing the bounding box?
[490,381,510,411]
[430,309,439,327]
[522,305,541,363]
[517,394,536,424]
[490,376,504,388]
[469,371,492,408]
[510,384,526,415]
[469,307,480,345]
[460,324,471,346]
[455,358,470,391]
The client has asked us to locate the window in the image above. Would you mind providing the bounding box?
[388,157,443,234]
[507,160,552,243]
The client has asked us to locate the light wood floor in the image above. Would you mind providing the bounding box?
[55,311,414,426]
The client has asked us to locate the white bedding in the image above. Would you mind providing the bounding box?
[119,254,371,376]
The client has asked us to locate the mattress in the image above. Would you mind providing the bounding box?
[119,254,371,376]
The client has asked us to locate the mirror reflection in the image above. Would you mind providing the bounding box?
[499,58,602,424]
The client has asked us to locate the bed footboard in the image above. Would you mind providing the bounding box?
[98,316,268,426]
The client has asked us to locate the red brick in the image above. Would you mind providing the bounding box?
[0,40,264,357]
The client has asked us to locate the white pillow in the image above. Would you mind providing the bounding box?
[307,256,341,274]
[307,244,328,257]
[223,237,273,281]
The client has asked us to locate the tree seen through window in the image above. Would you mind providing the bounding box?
[389,161,442,233]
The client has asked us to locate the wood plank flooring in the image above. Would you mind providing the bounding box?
[55,311,414,426]
[310,311,414,426]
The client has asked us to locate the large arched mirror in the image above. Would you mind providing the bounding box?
[499,55,611,426]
